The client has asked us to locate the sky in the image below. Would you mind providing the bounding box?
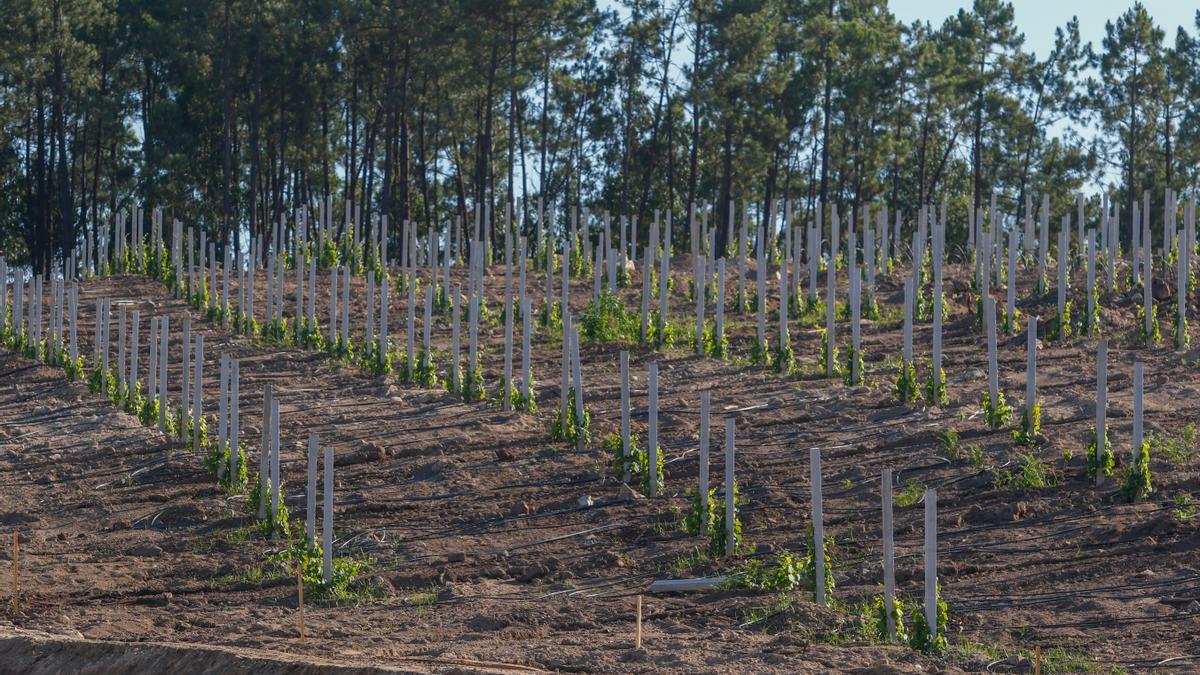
[889,1,1198,59]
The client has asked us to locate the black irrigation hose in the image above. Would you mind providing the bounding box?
[951,574,1200,611]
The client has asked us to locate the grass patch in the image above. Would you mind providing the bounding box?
[895,478,925,507]
[1148,422,1196,466]
[667,547,710,576]
[953,640,1113,674]
[1171,493,1197,522]
[992,452,1057,490]
[403,586,441,617]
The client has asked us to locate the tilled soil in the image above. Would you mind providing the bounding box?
[1,255,1198,673]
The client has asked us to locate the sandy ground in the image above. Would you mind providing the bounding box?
[1,250,1198,673]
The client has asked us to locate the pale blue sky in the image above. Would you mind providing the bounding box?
[890,1,1198,59]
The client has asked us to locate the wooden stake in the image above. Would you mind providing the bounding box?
[1038,195,1049,292]
[259,384,272,520]
[699,392,709,524]
[756,224,766,360]
[270,398,281,540]
[808,221,818,304]
[341,265,351,350]
[521,297,532,408]
[9,531,17,614]
[986,297,998,404]
[1132,361,1144,470]
[571,326,584,452]
[620,351,631,483]
[323,444,334,584]
[902,278,913,364]
[658,215,670,340]
[307,434,318,547]
[695,253,705,356]
[192,334,204,455]
[118,305,127,389]
[365,271,376,358]
[504,225,514,409]
[932,224,943,383]
[230,360,239,483]
[1086,229,1097,336]
[640,245,651,342]
[882,470,895,640]
[380,277,389,363]
[635,594,643,650]
[811,447,825,605]
[1096,340,1108,486]
[1026,317,1037,415]
[724,418,735,557]
[924,488,938,644]
[180,317,190,440]
[130,311,140,398]
[218,353,229,478]
[648,362,658,498]
[825,236,836,378]
[329,267,338,346]
[451,285,461,392]
[297,563,306,639]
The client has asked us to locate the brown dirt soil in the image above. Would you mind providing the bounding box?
[2,253,1199,673]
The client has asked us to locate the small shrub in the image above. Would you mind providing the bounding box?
[550,388,590,448]
[1171,494,1197,522]
[982,390,1012,430]
[703,320,728,358]
[1080,288,1100,336]
[606,432,662,495]
[1148,423,1196,466]
[1049,300,1073,341]
[684,486,718,536]
[462,364,486,402]
[257,497,292,539]
[993,452,1056,490]
[540,301,563,331]
[514,368,537,413]
[740,550,807,591]
[364,347,393,376]
[1001,307,1021,334]
[895,359,919,403]
[708,483,742,556]
[895,479,924,507]
[414,348,438,388]
[581,290,638,343]
[773,335,796,375]
[749,336,769,367]
[965,443,986,470]
[205,441,249,491]
[1086,427,1115,481]
[62,355,86,382]
[817,328,842,379]
[909,584,948,653]
[937,430,961,460]
[650,309,676,347]
[1013,402,1041,447]
[1137,304,1161,344]
[1120,440,1153,502]
[863,595,908,644]
[842,342,864,385]
[924,366,948,407]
